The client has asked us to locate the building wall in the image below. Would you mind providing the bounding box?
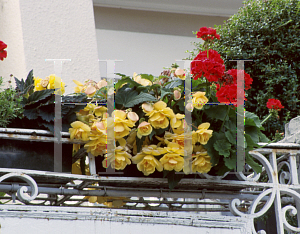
[94,7,228,78]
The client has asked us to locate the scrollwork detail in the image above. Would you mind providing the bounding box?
[0,172,38,203]
[277,161,291,185]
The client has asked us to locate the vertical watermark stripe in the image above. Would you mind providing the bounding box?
[45,59,71,172]
[230,60,253,172]
[98,60,123,174]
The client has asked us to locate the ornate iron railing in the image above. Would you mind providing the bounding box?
[0,142,300,233]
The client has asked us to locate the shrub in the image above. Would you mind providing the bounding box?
[190,0,300,139]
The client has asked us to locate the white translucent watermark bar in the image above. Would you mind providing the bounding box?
[45,59,71,172]
[230,59,253,172]
[98,60,123,174]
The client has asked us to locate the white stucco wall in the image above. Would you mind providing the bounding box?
[0,0,100,94]
[94,7,228,78]
[0,0,27,87]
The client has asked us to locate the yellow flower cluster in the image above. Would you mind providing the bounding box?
[192,145,212,173]
[73,79,107,97]
[131,121,213,176]
[142,101,176,129]
[133,72,152,86]
[69,105,140,171]
[34,74,65,94]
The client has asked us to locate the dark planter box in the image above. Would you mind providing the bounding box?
[0,129,72,173]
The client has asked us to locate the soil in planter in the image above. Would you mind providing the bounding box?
[0,139,72,173]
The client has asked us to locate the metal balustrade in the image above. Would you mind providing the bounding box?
[0,140,300,233]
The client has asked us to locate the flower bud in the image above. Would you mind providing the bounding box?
[186,102,194,112]
[174,90,181,100]
[127,112,139,122]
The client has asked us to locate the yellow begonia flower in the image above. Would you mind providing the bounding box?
[97,80,107,89]
[144,101,175,129]
[47,74,65,95]
[84,121,107,156]
[192,92,208,110]
[170,113,185,129]
[84,136,107,156]
[192,146,212,173]
[160,153,184,172]
[102,146,132,170]
[69,121,91,141]
[114,110,135,139]
[192,122,213,145]
[132,145,165,176]
[33,77,46,91]
[175,68,185,80]
[73,80,85,93]
[94,106,107,118]
[164,132,186,150]
[137,121,153,139]
[164,142,184,156]
[85,85,97,97]
[97,197,127,208]
[142,103,154,113]
[133,72,152,86]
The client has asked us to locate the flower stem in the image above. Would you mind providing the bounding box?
[261,113,272,125]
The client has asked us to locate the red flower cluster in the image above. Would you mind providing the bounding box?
[0,41,7,61]
[215,69,252,106]
[216,83,238,106]
[196,27,220,41]
[191,49,225,82]
[266,99,284,111]
[227,69,253,90]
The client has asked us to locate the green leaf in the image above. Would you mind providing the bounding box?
[115,77,141,90]
[245,126,259,144]
[160,88,172,100]
[225,130,236,144]
[224,151,237,170]
[213,139,231,158]
[245,133,258,150]
[124,92,157,108]
[25,69,34,90]
[23,109,38,120]
[245,151,262,174]
[115,87,138,106]
[166,170,184,190]
[26,90,54,105]
[204,105,229,121]
[140,74,154,82]
[39,105,55,122]
[14,77,25,92]
[136,136,145,153]
[203,132,223,166]
[258,130,270,143]
[164,79,183,89]
[245,111,262,128]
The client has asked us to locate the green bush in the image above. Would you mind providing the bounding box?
[0,77,23,127]
[190,0,300,139]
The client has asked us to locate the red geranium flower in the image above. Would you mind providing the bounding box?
[191,49,225,82]
[227,69,253,90]
[266,99,284,111]
[216,84,238,106]
[0,41,7,61]
[196,27,220,41]
[216,83,248,107]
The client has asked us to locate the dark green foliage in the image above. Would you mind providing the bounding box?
[0,77,23,127]
[12,70,88,132]
[191,0,300,139]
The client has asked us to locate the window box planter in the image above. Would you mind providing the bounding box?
[0,128,73,173]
